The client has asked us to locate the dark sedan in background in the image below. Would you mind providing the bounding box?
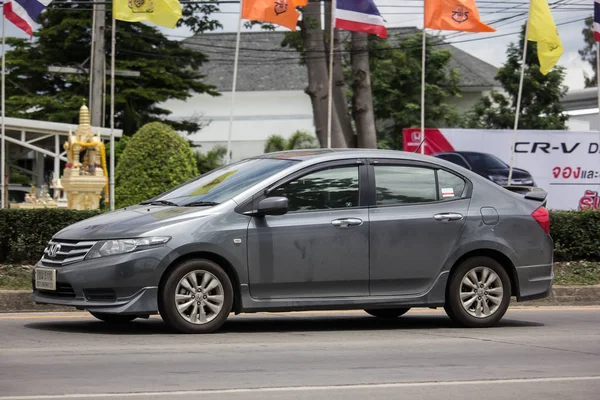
[433,151,535,187]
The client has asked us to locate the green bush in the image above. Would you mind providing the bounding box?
[550,210,600,262]
[0,209,102,264]
[115,122,199,209]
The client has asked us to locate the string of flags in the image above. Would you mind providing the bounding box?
[0,0,568,76]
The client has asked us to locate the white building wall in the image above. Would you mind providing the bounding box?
[161,90,315,161]
[162,88,491,160]
[567,109,598,131]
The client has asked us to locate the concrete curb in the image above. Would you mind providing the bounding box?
[1,286,600,313]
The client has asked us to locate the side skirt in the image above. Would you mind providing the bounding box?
[238,272,449,313]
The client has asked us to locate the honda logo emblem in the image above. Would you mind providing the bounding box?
[47,243,61,258]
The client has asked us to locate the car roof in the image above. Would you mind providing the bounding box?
[256,148,437,163]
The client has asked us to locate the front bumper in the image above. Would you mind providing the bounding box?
[33,286,159,315]
[32,246,171,315]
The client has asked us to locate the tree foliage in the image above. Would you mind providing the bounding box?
[115,122,199,208]
[264,131,318,153]
[195,145,227,174]
[579,16,598,88]
[5,3,219,135]
[464,24,568,130]
[367,32,461,150]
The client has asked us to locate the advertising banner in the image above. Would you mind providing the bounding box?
[403,128,600,211]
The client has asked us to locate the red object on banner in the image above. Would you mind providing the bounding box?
[402,128,456,155]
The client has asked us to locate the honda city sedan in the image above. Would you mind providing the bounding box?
[32,149,554,333]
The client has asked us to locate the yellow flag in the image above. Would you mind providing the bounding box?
[114,0,182,29]
[526,0,563,75]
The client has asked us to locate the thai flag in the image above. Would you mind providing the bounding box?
[335,0,387,39]
[3,0,52,37]
[595,0,600,42]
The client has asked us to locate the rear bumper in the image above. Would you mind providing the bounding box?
[515,263,554,302]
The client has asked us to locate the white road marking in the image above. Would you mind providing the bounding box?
[1,376,599,399]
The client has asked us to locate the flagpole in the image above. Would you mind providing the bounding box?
[1,15,6,209]
[109,17,116,211]
[508,1,532,184]
[420,20,426,154]
[226,1,243,165]
[326,0,336,149]
[596,42,600,134]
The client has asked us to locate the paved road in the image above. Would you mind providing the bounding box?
[0,307,599,400]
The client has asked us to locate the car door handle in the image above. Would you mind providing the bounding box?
[433,213,463,222]
[331,218,363,228]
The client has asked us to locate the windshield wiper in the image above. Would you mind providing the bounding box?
[182,201,220,207]
[140,200,179,207]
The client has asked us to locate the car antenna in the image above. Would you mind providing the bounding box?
[414,137,426,153]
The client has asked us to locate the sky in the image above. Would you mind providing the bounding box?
[0,0,594,91]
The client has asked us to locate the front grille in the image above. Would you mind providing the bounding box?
[41,239,97,267]
[84,288,116,302]
[38,282,76,298]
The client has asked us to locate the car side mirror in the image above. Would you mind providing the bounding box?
[251,196,289,217]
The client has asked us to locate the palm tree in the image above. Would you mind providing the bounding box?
[264,130,318,153]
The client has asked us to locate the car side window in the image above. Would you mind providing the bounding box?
[374,166,437,205]
[269,166,360,212]
[437,170,466,200]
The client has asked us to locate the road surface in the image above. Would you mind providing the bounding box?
[0,307,599,400]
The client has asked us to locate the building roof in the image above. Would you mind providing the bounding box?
[3,116,123,139]
[183,27,500,92]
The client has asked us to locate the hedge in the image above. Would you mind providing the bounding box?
[550,210,600,262]
[0,209,102,264]
[0,209,598,264]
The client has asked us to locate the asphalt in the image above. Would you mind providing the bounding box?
[0,307,599,400]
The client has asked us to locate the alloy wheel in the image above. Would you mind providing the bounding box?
[174,270,225,325]
[459,266,504,318]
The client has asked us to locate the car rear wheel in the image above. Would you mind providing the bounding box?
[445,256,511,328]
[89,312,137,323]
[159,259,233,334]
[364,308,410,318]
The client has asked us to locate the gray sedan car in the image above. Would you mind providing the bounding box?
[32,149,553,333]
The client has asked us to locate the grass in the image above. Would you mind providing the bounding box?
[0,262,598,291]
[0,265,32,290]
[553,261,600,286]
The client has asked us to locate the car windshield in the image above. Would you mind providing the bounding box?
[146,158,296,207]
[463,153,508,170]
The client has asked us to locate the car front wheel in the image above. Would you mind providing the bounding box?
[445,256,511,328]
[159,259,233,334]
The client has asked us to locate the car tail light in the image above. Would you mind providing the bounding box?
[532,207,550,234]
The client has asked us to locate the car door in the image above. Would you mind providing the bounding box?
[367,159,471,296]
[246,160,370,299]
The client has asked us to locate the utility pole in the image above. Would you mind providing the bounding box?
[90,0,106,127]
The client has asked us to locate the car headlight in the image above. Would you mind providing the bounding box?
[86,237,170,259]
[488,175,508,185]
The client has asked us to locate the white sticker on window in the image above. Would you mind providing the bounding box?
[441,188,455,198]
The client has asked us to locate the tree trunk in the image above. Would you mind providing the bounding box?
[351,32,377,148]
[324,3,355,147]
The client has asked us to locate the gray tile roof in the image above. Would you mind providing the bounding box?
[184,27,500,92]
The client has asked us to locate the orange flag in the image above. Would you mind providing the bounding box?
[424,0,495,32]
[242,0,308,31]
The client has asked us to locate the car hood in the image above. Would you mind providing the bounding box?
[487,168,531,179]
[53,205,215,241]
